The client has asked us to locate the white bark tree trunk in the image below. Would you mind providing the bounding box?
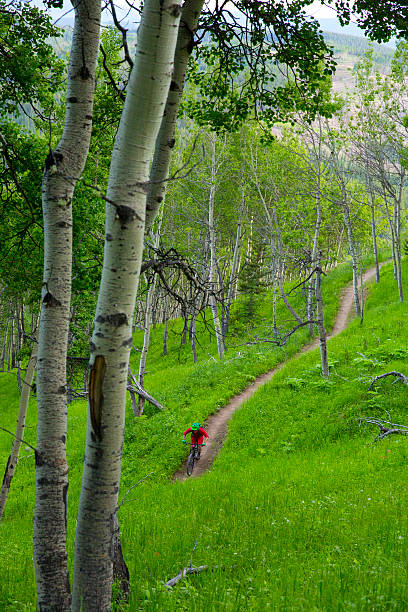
[72,2,181,609]
[223,216,242,337]
[315,253,329,378]
[308,132,323,336]
[339,181,361,320]
[367,175,380,283]
[145,0,205,230]
[138,212,163,415]
[208,135,224,360]
[33,1,100,609]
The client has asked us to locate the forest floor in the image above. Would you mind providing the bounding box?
[174,264,383,481]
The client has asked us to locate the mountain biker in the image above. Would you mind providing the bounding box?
[182,422,209,459]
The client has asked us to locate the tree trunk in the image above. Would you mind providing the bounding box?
[315,255,329,378]
[190,314,197,363]
[72,3,181,609]
[163,318,168,356]
[0,336,38,520]
[339,181,361,319]
[367,178,380,283]
[138,210,163,415]
[223,216,242,337]
[208,134,224,360]
[308,150,322,336]
[145,0,205,231]
[33,1,101,609]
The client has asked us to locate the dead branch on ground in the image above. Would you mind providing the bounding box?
[359,415,408,442]
[368,371,408,390]
[166,542,211,588]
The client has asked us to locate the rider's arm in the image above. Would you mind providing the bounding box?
[182,427,192,441]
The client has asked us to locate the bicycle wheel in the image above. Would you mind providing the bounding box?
[186,452,195,476]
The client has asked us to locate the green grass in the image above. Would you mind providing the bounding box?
[1,257,407,610]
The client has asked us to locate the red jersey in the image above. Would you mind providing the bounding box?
[183,427,209,446]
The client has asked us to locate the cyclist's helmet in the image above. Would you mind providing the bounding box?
[191,422,201,431]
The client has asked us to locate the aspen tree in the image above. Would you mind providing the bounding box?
[72,1,182,609]
[33,0,101,609]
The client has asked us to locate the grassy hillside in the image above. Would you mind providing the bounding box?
[0,258,406,610]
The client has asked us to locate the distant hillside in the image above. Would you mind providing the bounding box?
[49,26,394,95]
[323,31,393,92]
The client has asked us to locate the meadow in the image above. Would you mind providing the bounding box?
[1,259,407,610]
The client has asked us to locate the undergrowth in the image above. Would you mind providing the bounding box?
[1,257,406,611]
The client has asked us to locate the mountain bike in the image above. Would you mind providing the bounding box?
[186,442,205,476]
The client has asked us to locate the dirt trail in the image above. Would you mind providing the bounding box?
[174,265,381,481]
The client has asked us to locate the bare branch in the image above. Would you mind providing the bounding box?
[358,416,408,442]
[369,371,408,390]
[118,472,153,508]
[0,425,37,453]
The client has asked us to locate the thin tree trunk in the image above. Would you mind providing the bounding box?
[33,1,101,609]
[0,335,38,520]
[367,178,380,283]
[339,181,361,319]
[208,134,224,360]
[163,316,168,357]
[308,163,322,335]
[138,210,163,416]
[190,315,197,363]
[394,178,403,302]
[224,215,242,337]
[72,3,181,609]
[315,254,329,378]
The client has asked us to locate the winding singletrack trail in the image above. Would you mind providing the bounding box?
[174,265,382,481]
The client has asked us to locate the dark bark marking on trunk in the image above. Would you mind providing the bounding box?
[35,451,44,467]
[111,511,130,601]
[79,64,91,80]
[169,3,182,16]
[67,96,78,103]
[122,336,133,347]
[45,150,64,170]
[42,292,62,308]
[89,355,106,440]
[96,313,128,327]
[167,138,175,148]
[2,455,11,487]
[58,385,66,394]
[63,482,68,527]
[56,221,71,228]
[114,204,143,226]
[106,233,113,241]
[170,80,180,91]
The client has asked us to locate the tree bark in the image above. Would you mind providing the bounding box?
[208,134,224,360]
[138,213,162,416]
[33,1,101,609]
[223,215,242,337]
[339,180,361,320]
[145,0,205,231]
[308,125,323,336]
[72,2,181,609]
[367,175,380,283]
[315,256,329,378]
